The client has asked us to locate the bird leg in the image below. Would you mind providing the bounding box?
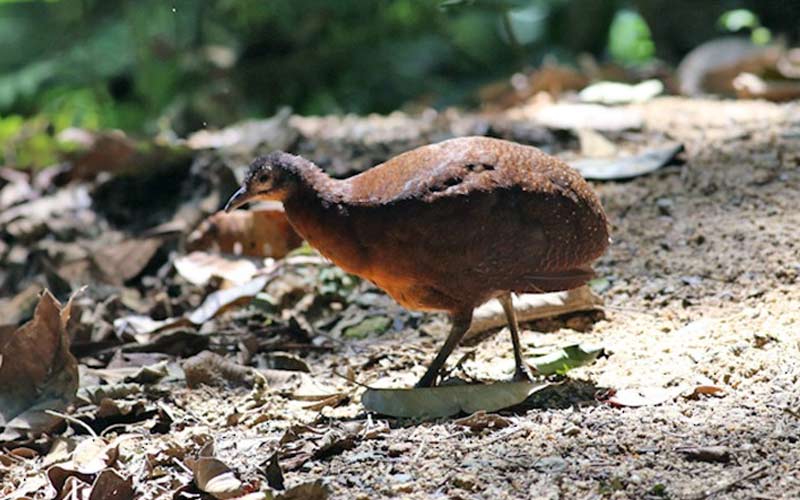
[498,293,536,382]
[415,310,473,388]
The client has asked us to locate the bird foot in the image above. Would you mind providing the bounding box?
[414,373,437,388]
[512,363,537,383]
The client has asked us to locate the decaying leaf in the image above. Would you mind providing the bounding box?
[533,103,644,131]
[275,480,329,500]
[361,381,548,419]
[174,251,263,286]
[569,143,683,180]
[91,237,164,286]
[190,457,244,499]
[0,289,79,442]
[46,436,129,498]
[453,411,512,432]
[88,469,134,500]
[186,443,244,499]
[182,351,259,389]
[113,275,269,338]
[465,286,602,340]
[187,207,303,258]
[186,275,270,324]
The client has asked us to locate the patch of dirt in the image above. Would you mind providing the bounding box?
[2,98,799,499]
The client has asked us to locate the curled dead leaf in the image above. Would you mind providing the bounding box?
[174,251,263,286]
[0,289,78,442]
[187,447,244,500]
[187,208,303,258]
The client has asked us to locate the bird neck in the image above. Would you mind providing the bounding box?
[281,161,366,273]
[278,156,345,205]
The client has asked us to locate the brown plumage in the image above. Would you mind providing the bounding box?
[225,136,609,386]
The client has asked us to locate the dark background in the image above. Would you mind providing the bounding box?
[1,0,798,139]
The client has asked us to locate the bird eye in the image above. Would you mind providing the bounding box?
[258,174,270,183]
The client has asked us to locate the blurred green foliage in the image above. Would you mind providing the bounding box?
[0,0,793,169]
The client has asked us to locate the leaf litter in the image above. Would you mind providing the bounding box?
[2,97,800,498]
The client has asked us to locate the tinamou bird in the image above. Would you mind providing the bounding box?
[225,136,609,387]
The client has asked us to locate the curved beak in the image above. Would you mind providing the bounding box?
[224,186,252,212]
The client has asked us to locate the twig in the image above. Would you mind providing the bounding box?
[693,464,769,499]
[784,407,800,419]
[45,410,97,438]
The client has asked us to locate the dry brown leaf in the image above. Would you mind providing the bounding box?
[182,351,258,389]
[187,208,302,258]
[89,469,134,500]
[92,237,163,286]
[187,451,244,500]
[275,480,329,500]
[454,411,512,432]
[0,289,79,440]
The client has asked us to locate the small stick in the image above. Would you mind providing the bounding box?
[45,410,97,438]
[694,464,768,499]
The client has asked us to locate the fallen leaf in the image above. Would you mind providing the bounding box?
[533,103,644,131]
[0,289,78,441]
[361,381,548,419]
[569,143,683,180]
[302,393,348,412]
[576,128,618,158]
[465,286,602,340]
[276,480,329,500]
[454,411,512,432]
[686,385,725,399]
[187,208,303,258]
[89,469,134,500]
[187,448,244,500]
[182,351,258,389]
[91,238,164,286]
[529,344,604,375]
[174,251,262,286]
[187,275,270,324]
[113,276,269,339]
[579,79,663,105]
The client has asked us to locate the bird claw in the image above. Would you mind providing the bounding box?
[512,363,537,383]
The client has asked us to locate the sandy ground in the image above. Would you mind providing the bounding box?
[3,97,799,499]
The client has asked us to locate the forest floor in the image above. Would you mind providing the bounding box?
[1,97,799,499]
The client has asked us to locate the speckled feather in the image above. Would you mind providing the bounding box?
[254,137,609,313]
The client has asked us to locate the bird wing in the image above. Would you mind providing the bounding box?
[344,136,554,206]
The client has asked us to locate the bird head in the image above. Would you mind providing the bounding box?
[224,152,296,211]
